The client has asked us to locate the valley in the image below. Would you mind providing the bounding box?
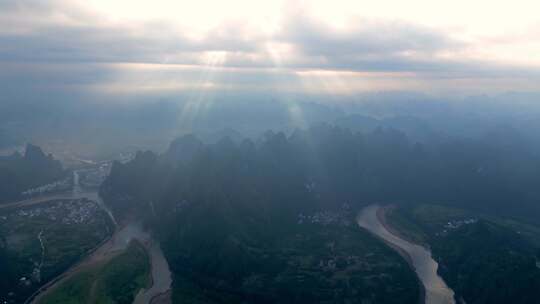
[0,164,172,304]
[3,2,540,303]
[3,121,540,304]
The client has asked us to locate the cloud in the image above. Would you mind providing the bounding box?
[0,0,539,97]
[0,17,259,65]
[281,17,459,57]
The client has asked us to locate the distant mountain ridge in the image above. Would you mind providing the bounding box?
[0,144,65,203]
[103,122,540,224]
[100,123,540,303]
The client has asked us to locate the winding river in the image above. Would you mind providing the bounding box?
[66,171,172,303]
[357,205,455,304]
[18,170,172,304]
[133,239,173,304]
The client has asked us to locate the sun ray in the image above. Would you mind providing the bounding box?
[176,51,226,134]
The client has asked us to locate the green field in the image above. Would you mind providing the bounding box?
[0,199,113,304]
[40,240,150,304]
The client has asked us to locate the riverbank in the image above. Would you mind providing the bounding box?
[29,220,172,304]
[37,240,150,304]
[375,206,415,265]
[0,196,114,304]
[374,206,425,304]
[133,239,172,304]
[357,204,455,304]
[27,236,118,303]
[2,167,171,304]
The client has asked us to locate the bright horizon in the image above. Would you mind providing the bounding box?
[1,0,540,99]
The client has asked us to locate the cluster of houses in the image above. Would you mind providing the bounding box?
[297,203,353,227]
[0,199,104,303]
[79,163,111,188]
[318,254,360,272]
[1,199,101,225]
[435,218,478,236]
[443,218,478,230]
[118,151,136,164]
[61,199,101,225]
[21,177,71,197]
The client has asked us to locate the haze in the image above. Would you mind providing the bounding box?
[1,2,540,304]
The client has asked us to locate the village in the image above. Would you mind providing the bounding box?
[297,203,353,227]
[1,198,104,226]
[20,177,72,198]
[0,196,113,304]
[435,218,478,236]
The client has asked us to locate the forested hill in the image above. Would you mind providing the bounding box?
[99,123,540,303]
[101,125,426,303]
[0,144,65,203]
[102,123,540,225]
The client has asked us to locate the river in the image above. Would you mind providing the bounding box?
[21,170,172,304]
[133,239,173,304]
[357,204,455,304]
[70,170,172,303]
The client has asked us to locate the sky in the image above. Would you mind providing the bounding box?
[1,0,540,101]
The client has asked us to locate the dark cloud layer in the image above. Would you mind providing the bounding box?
[0,0,539,98]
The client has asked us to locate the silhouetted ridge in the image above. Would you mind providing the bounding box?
[0,144,64,203]
[164,134,203,165]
